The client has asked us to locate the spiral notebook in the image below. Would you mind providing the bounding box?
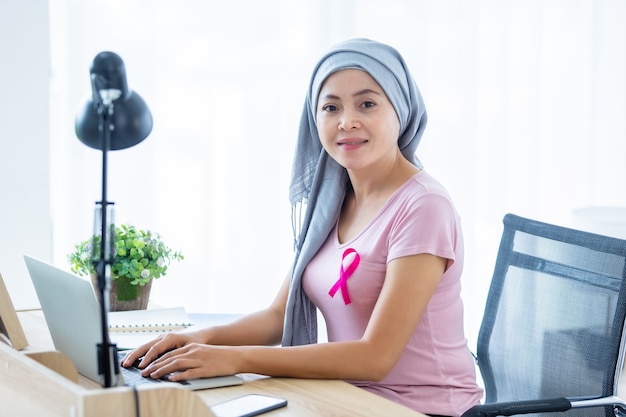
[108,307,194,349]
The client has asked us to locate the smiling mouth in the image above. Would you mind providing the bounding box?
[339,140,368,146]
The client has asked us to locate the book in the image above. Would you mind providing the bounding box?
[108,307,194,349]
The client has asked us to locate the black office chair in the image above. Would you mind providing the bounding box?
[463,214,626,417]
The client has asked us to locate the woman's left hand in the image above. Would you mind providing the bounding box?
[141,343,241,381]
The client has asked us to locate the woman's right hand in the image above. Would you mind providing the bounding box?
[120,329,207,370]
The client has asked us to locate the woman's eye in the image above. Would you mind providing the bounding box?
[323,104,338,112]
[362,101,376,109]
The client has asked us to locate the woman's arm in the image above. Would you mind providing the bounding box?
[122,270,291,369]
[142,253,445,382]
[201,272,290,347]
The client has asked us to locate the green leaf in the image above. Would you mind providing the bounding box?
[67,223,183,287]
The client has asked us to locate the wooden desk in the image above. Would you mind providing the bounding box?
[9,310,424,417]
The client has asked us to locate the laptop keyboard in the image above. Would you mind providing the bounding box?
[117,351,188,386]
[120,363,167,386]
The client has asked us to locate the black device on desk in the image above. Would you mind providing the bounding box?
[211,394,288,417]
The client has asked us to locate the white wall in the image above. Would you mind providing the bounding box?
[0,1,52,309]
[4,1,626,346]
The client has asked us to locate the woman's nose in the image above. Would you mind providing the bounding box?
[338,109,360,130]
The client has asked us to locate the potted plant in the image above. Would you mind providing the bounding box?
[68,224,184,311]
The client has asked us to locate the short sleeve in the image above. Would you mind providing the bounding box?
[387,190,459,264]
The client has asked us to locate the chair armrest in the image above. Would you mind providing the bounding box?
[462,396,626,417]
[461,398,571,417]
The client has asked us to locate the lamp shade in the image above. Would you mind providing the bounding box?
[75,92,153,150]
[75,51,153,151]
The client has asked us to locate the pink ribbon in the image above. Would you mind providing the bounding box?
[329,248,360,305]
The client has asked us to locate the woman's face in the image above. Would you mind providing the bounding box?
[315,69,401,172]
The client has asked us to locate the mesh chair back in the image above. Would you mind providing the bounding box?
[477,214,626,417]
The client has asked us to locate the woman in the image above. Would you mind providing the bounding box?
[122,38,483,416]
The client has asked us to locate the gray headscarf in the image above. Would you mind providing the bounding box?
[282,38,428,346]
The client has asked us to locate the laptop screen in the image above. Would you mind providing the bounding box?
[24,255,103,382]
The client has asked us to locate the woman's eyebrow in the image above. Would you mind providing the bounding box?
[319,93,340,101]
[319,89,382,101]
[353,88,382,97]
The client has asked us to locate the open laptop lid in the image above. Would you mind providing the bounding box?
[24,254,102,382]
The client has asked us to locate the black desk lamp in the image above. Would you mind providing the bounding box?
[75,51,153,388]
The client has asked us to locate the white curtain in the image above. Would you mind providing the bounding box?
[49,0,626,346]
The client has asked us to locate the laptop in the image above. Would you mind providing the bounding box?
[24,254,243,390]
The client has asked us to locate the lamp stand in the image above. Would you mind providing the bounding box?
[93,101,120,388]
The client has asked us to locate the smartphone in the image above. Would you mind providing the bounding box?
[210,394,288,417]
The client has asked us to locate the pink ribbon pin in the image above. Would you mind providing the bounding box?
[329,248,360,305]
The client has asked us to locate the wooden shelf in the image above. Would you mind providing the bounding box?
[0,342,214,417]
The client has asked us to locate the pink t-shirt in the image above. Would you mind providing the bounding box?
[302,171,483,416]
